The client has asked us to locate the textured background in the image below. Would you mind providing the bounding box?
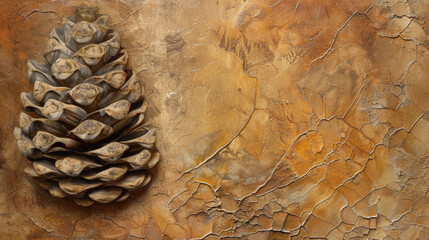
[1,0,429,239]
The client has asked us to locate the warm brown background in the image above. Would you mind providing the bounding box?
[1,0,429,239]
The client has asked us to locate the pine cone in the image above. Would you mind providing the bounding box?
[14,5,159,207]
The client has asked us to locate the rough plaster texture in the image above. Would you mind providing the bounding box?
[0,0,429,239]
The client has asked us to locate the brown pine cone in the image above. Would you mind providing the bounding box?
[14,4,159,207]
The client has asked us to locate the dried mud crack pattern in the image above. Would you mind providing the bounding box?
[14,5,159,207]
[0,0,429,239]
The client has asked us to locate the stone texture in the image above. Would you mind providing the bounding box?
[1,0,429,239]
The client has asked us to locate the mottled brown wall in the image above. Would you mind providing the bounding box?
[1,0,429,239]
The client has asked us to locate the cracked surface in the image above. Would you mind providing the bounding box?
[1,0,429,239]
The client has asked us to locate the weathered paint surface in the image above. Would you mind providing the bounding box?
[1,0,429,239]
